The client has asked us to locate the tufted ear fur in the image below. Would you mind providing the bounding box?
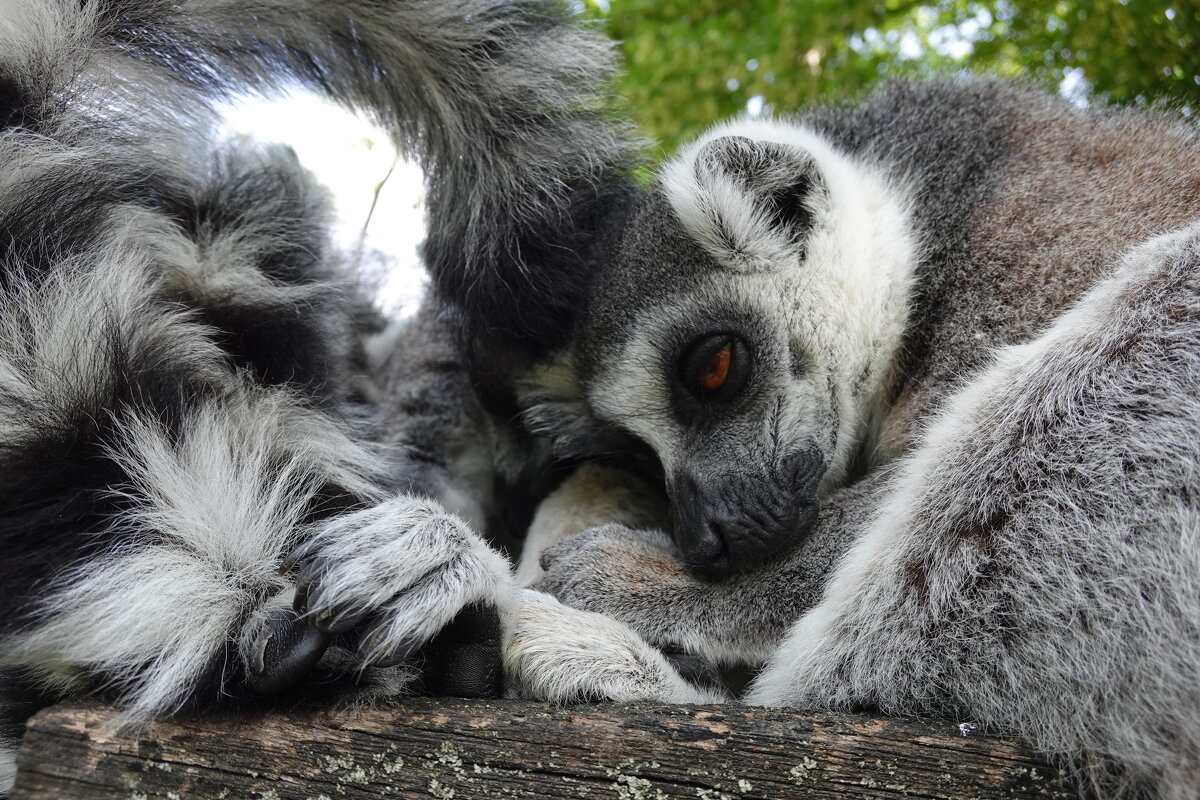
[695,136,822,234]
[672,135,825,272]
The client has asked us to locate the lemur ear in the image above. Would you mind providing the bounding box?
[670,135,825,271]
[694,136,823,239]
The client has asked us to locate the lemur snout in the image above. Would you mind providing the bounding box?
[669,451,822,578]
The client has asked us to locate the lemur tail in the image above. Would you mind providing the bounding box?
[1,0,640,349]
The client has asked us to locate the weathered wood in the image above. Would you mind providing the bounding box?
[11,700,1071,799]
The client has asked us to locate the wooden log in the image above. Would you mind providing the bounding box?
[11,700,1072,799]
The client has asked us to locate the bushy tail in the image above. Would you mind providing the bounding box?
[1,0,640,350]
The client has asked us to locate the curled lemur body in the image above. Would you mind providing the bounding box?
[0,0,637,791]
[512,80,1200,798]
[4,4,1198,799]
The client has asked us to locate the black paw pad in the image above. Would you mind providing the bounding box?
[418,604,504,699]
[247,607,331,696]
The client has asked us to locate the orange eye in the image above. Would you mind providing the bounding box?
[700,343,732,392]
[679,333,750,405]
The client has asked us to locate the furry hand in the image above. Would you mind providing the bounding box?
[250,495,513,697]
[537,523,812,667]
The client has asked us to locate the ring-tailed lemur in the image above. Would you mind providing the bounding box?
[509,79,1200,799]
[0,1,636,791]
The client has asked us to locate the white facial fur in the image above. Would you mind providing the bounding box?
[590,120,919,488]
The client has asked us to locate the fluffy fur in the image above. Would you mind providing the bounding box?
[504,589,723,705]
[521,78,1200,798]
[0,0,637,792]
[747,222,1200,799]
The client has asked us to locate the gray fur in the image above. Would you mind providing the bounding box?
[747,222,1200,800]
[1,0,636,324]
[0,743,11,796]
[536,469,888,666]
[0,0,637,790]
[526,78,1200,798]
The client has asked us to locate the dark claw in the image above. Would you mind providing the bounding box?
[360,625,424,668]
[247,607,332,696]
[418,604,504,698]
[292,577,312,613]
[278,540,316,576]
[313,601,373,635]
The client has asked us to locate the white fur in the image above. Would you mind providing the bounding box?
[301,497,516,664]
[680,121,918,477]
[593,121,917,487]
[504,590,724,704]
[1,384,385,720]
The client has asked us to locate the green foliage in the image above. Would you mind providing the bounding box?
[585,0,1200,154]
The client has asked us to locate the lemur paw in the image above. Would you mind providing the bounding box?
[283,495,514,695]
[504,590,725,704]
[536,524,691,625]
[238,592,330,696]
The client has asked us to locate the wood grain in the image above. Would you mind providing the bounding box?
[11,700,1071,799]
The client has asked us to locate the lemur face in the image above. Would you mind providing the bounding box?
[582,269,834,578]
[523,126,916,578]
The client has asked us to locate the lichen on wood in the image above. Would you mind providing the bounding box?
[11,699,1071,799]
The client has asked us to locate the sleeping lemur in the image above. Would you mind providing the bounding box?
[504,78,1200,800]
[6,3,1199,797]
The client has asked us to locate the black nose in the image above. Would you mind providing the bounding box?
[669,473,730,576]
[683,518,731,578]
[669,464,821,579]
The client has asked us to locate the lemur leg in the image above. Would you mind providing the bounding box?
[285,498,513,679]
[286,302,516,699]
[536,472,885,667]
[748,224,1200,797]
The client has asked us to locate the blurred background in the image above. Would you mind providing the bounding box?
[225,0,1200,314]
[587,0,1199,152]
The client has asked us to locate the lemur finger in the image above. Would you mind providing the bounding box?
[357,621,425,668]
[246,606,331,696]
[354,552,505,666]
[291,499,480,630]
[312,601,374,635]
[291,573,312,613]
[278,539,317,576]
